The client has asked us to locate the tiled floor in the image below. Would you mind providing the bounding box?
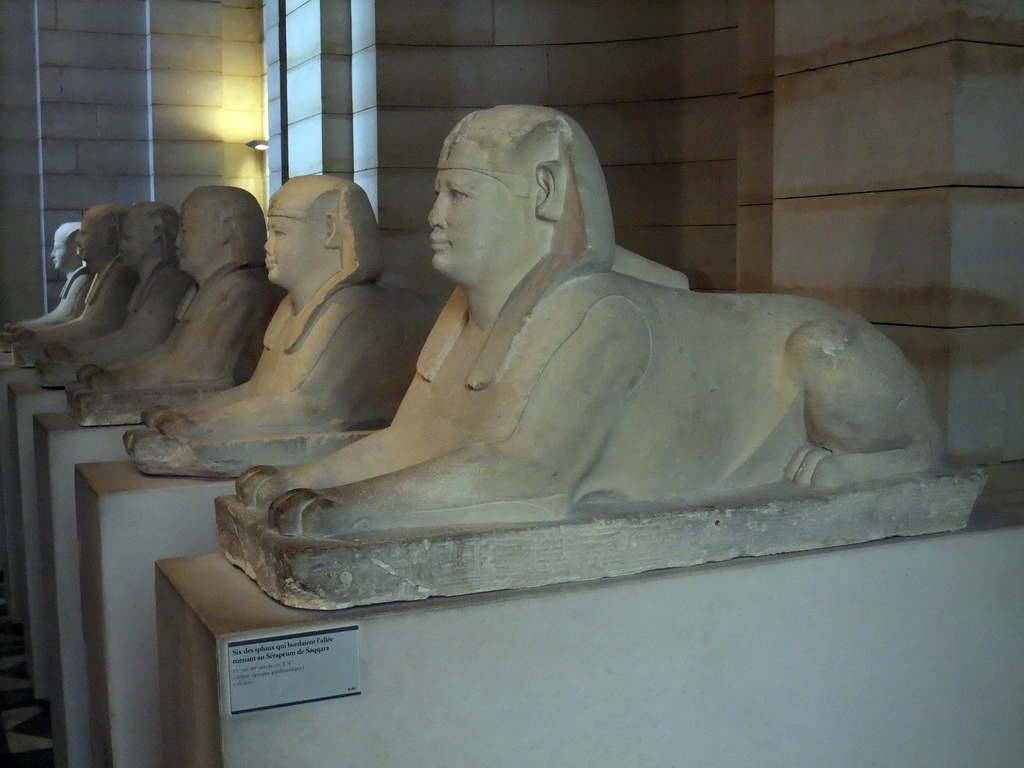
[0,593,54,768]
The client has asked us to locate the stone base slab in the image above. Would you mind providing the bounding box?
[217,467,985,610]
[125,428,371,477]
[66,383,229,426]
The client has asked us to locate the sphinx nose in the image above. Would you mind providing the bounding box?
[427,196,445,229]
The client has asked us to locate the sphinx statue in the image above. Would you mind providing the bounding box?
[66,186,283,425]
[124,175,438,477]
[221,104,945,547]
[35,202,193,387]
[0,222,90,351]
[12,205,137,367]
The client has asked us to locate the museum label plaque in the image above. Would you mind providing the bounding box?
[226,626,359,714]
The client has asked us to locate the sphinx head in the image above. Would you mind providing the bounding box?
[50,222,82,274]
[265,175,382,303]
[428,105,614,328]
[177,186,267,283]
[78,205,126,270]
[120,202,179,271]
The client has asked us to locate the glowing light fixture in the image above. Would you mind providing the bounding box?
[245,139,270,150]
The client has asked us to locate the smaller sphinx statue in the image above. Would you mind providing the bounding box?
[125,175,438,477]
[12,205,137,367]
[0,222,90,353]
[66,186,283,425]
[35,202,193,387]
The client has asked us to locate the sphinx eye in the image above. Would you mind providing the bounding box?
[449,186,470,201]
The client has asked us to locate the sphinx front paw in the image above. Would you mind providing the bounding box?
[236,465,293,509]
[270,489,368,537]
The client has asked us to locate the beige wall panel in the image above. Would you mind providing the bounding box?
[562,95,737,167]
[775,0,953,75]
[221,109,264,144]
[737,0,773,96]
[375,45,548,107]
[737,92,771,205]
[40,139,77,174]
[374,0,494,46]
[494,0,734,45]
[37,30,146,69]
[152,105,223,142]
[223,40,263,77]
[153,140,226,176]
[321,113,354,174]
[223,144,265,182]
[150,34,222,73]
[151,71,224,107]
[953,42,1024,187]
[43,173,149,209]
[287,57,325,123]
[776,0,1024,74]
[3,142,42,176]
[320,54,353,113]
[604,160,737,227]
[149,0,222,38]
[224,7,262,43]
[57,66,149,105]
[736,203,772,293]
[222,75,261,108]
[775,44,955,197]
[96,105,149,140]
[375,167,436,230]
[773,187,1024,327]
[378,230,453,301]
[47,0,146,35]
[76,139,150,175]
[549,30,737,104]
[616,224,737,290]
[880,324,1024,463]
[39,103,99,139]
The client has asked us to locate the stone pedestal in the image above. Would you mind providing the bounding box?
[75,461,233,768]
[7,383,65,651]
[0,365,39,583]
[35,415,133,768]
[157,504,1024,768]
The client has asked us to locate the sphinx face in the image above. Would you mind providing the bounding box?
[177,199,224,280]
[51,234,78,274]
[428,168,536,294]
[119,213,158,269]
[78,213,118,269]
[264,214,322,294]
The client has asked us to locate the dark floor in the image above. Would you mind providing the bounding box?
[0,589,54,768]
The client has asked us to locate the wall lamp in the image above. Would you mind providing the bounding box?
[245,139,270,150]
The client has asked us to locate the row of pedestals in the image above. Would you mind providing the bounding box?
[1,364,1023,767]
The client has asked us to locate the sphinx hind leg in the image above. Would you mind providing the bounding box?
[784,318,941,488]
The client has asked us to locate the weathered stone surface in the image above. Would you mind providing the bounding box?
[66,383,229,427]
[217,467,984,610]
[126,428,370,477]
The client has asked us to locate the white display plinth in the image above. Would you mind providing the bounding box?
[75,461,233,768]
[10,382,65,689]
[0,366,38,582]
[157,507,1024,768]
[36,414,133,768]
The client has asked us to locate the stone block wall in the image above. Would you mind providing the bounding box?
[771,0,1024,465]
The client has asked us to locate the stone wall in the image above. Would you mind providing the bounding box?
[771,0,1024,465]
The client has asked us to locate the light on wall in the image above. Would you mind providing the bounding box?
[245,139,270,150]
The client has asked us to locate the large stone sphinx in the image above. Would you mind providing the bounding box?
[218,105,983,609]
[0,222,90,355]
[35,202,193,387]
[124,175,438,477]
[12,205,138,367]
[66,186,283,426]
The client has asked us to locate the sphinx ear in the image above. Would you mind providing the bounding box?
[219,214,236,244]
[535,161,566,222]
[324,213,342,248]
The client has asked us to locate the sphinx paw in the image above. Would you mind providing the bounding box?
[786,444,834,486]
[236,465,292,509]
